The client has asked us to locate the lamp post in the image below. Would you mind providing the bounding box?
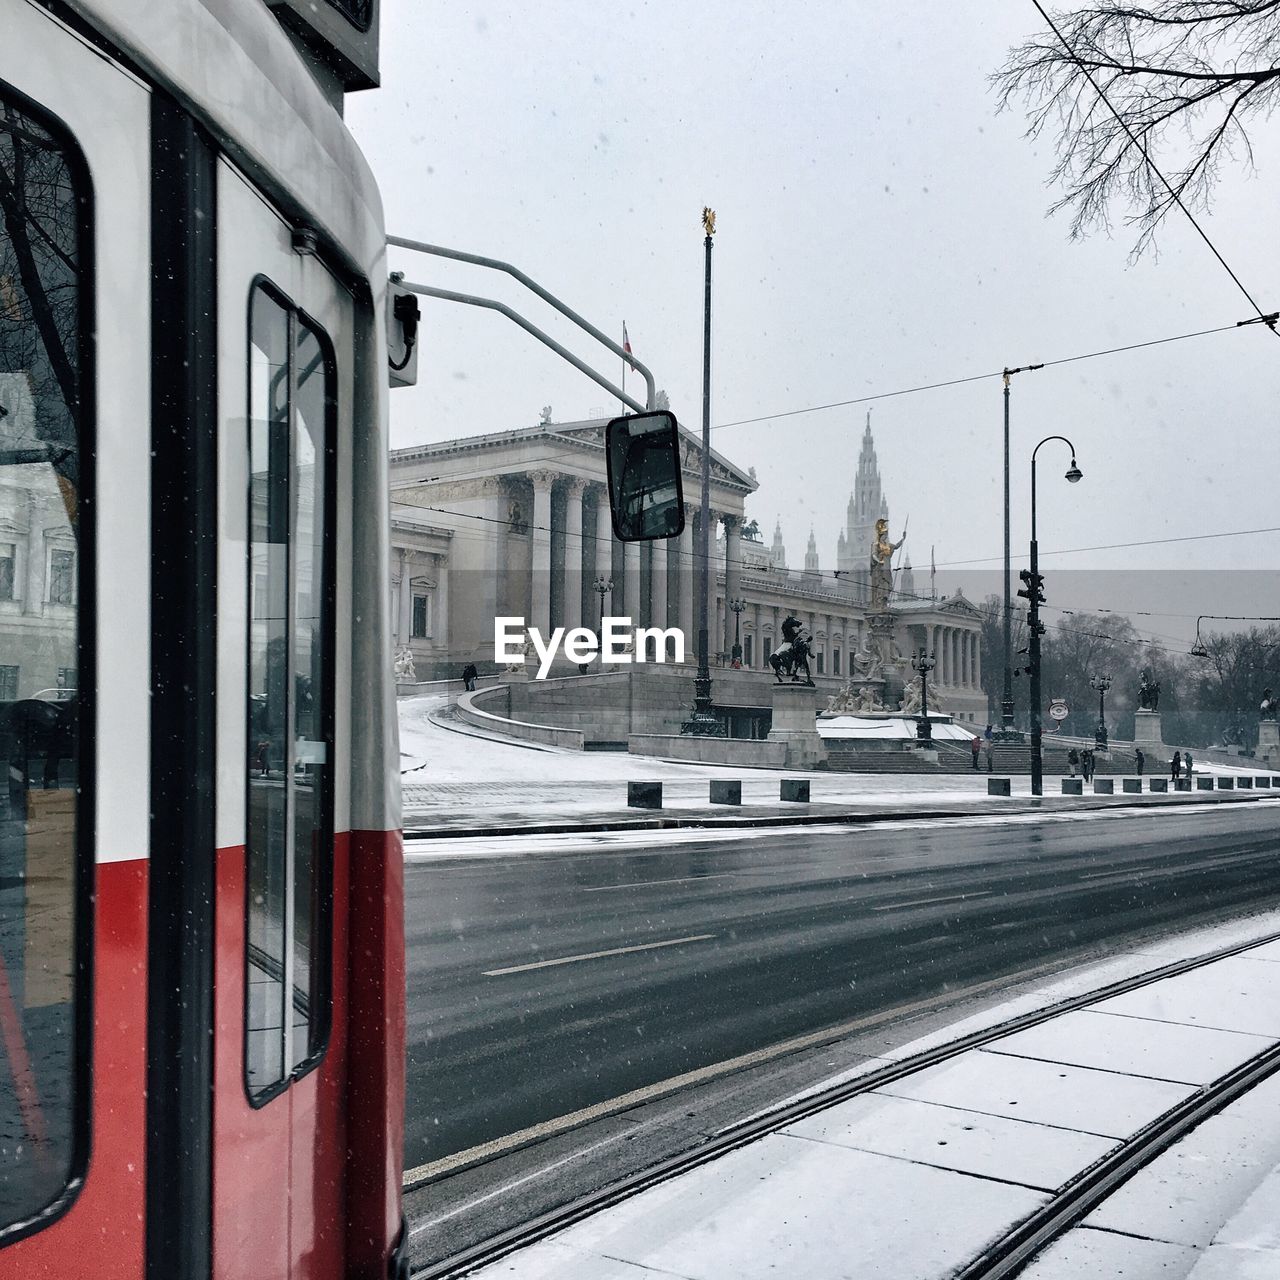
[911,649,936,741]
[1089,673,1111,751]
[1028,436,1083,795]
[593,575,612,638]
[683,207,722,735]
[730,597,746,667]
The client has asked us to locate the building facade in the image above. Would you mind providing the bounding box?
[388,414,987,723]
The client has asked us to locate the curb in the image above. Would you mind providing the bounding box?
[402,790,1277,842]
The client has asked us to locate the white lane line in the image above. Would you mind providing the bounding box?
[871,891,991,911]
[583,873,736,893]
[482,933,716,976]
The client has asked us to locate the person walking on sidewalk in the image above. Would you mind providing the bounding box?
[1067,747,1079,777]
[1135,748,1145,776]
[1171,750,1182,781]
[970,735,981,770]
[1185,750,1194,780]
[462,661,478,692]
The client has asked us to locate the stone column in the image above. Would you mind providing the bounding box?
[973,632,982,690]
[563,477,586,634]
[721,514,741,658]
[530,469,555,637]
[651,533,668,631]
[677,503,695,658]
[397,549,411,645]
[754,603,764,667]
[434,552,449,658]
[593,489,612,628]
[624,539,641,625]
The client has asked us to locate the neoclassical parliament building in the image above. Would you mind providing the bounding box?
[388,413,988,724]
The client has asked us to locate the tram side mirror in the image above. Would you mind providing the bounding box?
[604,411,685,542]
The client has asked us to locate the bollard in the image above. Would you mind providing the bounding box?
[1122,779,1142,794]
[1061,778,1083,795]
[1093,779,1114,795]
[780,779,810,803]
[709,780,742,806]
[1197,777,1215,790]
[628,781,663,810]
[1217,776,1235,790]
[1256,776,1272,788]
[1238,777,1254,789]
[1174,779,1192,791]
[987,777,1011,796]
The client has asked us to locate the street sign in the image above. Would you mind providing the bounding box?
[1049,699,1069,721]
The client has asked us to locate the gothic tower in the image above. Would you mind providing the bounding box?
[804,527,820,577]
[837,410,890,601]
[770,518,787,570]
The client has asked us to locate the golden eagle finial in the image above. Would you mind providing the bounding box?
[702,207,716,236]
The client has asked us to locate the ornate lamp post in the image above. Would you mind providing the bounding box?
[1089,673,1112,751]
[1028,436,1083,795]
[729,597,746,667]
[593,575,612,633]
[911,649,936,741]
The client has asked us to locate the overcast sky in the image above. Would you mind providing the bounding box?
[347,0,1279,647]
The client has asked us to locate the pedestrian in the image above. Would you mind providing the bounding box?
[1185,751,1194,779]
[970,735,981,770]
[1067,747,1079,777]
[1135,748,1145,776]
[1081,749,1092,783]
[1171,750,1182,781]
[462,661,478,693]
[984,723,994,742]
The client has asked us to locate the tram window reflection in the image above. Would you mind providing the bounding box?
[0,92,87,1237]
[245,284,334,1102]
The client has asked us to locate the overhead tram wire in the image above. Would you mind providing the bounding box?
[1027,0,1279,335]
[707,317,1274,432]
[393,499,1257,657]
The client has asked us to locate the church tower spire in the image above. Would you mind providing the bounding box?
[805,527,820,576]
[837,409,889,600]
[770,518,787,570]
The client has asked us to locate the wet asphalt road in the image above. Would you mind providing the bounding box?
[403,801,1280,1173]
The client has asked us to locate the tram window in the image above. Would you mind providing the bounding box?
[246,284,334,1101]
[0,93,88,1236]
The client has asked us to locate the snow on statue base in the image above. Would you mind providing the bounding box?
[768,683,828,769]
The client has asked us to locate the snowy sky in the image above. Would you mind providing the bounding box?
[347,0,1279,629]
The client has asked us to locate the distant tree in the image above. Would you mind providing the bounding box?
[1040,612,1141,737]
[1189,625,1280,747]
[994,1,1280,251]
[978,593,1028,725]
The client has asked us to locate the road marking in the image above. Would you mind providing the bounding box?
[872,891,991,911]
[583,873,735,893]
[482,934,716,976]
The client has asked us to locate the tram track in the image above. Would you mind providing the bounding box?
[414,922,1280,1278]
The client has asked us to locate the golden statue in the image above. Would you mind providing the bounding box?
[869,516,906,613]
[702,207,716,236]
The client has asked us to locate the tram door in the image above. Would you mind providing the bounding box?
[213,162,354,1280]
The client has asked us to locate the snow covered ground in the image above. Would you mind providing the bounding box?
[399,693,1273,808]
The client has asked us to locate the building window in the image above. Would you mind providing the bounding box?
[744,634,753,668]
[816,650,825,675]
[412,593,429,639]
[0,89,89,1241]
[833,646,841,675]
[48,548,74,605]
[246,283,335,1103]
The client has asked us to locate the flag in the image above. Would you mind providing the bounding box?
[622,322,636,371]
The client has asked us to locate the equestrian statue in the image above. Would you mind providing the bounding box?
[770,615,815,686]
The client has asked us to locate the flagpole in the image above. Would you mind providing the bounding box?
[621,324,626,407]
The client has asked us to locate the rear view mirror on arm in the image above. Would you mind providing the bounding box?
[604,411,685,542]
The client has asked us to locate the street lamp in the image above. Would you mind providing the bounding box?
[1089,673,1112,751]
[729,597,746,667]
[911,649,936,741]
[593,575,612,633]
[1028,435,1083,795]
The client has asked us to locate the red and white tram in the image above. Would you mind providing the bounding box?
[0,2,405,1277]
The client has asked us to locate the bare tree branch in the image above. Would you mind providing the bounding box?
[994,0,1280,251]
